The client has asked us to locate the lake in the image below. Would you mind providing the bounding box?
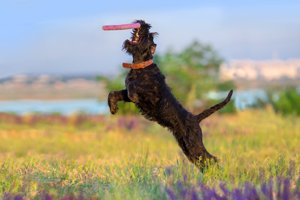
[0,99,108,115]
[0,89,269,115]
[207,89,268,110]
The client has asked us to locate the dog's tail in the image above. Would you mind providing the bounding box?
[196,90,233,122]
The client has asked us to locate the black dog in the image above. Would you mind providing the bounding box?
[108,20,233,170]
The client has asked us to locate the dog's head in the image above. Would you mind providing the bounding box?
[123,20,157,63]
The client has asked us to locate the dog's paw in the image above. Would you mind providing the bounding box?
[108,99,118,114]
[108,92,118,114]
[110,104,118,114]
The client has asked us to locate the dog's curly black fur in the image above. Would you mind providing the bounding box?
[108,20,233,170]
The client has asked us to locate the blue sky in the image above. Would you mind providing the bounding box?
[1,0,300,76]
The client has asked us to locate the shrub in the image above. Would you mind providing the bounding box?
[271,87,300,116]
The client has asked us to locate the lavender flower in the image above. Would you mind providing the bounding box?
[166,176,299,200]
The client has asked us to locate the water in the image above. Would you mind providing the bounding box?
[0,89,270,115]
[0,99,108,115]
[207,89,268,110]
[232,89,268,110]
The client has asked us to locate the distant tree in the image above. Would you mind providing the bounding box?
[155,40,235,111]
[270,87,300,116]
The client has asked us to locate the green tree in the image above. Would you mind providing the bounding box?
[271,87,300,116]
[155,40,235,111]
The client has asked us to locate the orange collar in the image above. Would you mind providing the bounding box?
[122,59,153,69]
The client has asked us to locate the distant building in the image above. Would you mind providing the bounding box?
[12,74,28,83]
[220,59,300,81]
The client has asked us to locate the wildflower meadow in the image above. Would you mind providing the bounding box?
[0,109,299,199]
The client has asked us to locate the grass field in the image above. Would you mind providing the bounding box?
[0,110,299,199]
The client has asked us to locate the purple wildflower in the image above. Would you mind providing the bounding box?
[190,189,199,200]
[166,188,177,200]
[232,189,243,200]
[14,195,24,200]
[282,178,290,200]
[219,182,230,197]
[261,181,273,200]
[244,182,259,200]
[164,166,173,176]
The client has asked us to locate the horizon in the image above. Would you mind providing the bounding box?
[1,1,300,77]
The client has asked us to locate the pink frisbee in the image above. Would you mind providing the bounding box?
[102,23,141,31]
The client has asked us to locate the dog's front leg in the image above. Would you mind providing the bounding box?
[127,83,139,103]
[108,90,131,114]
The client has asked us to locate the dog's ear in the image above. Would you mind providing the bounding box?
[151,32,159,37]
[150,32,158,55]
[150,44,156,55]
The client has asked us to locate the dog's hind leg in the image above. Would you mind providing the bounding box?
[184,128,217,171]
[173,123,217,171]
[108,90,131,114]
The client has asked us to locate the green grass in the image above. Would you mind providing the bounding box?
[0,110,299,199]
